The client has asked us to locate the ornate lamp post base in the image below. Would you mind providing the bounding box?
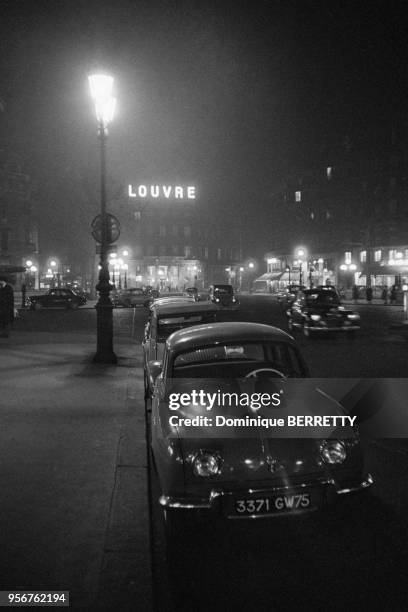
[93,276,117,364]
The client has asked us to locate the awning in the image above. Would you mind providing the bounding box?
[0,265,26,273]
[253,272,284,282]
[359,264,408,276]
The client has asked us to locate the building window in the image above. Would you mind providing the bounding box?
[345,252,352,264]
[360,251,366,263]
[374,249,382,262]
[295,191,302,202]
[217,248,222,260]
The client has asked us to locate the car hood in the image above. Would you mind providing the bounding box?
[160,379,361,484]
[306,305,354,315]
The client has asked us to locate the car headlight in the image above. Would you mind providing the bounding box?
[232,297,236,302]
[347,314,360,320]
[320,440,347,465]
[310,314,321,321]
[215,298,220,302]
[192,451,221,477]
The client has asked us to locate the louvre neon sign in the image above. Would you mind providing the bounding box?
[128,184,196,200]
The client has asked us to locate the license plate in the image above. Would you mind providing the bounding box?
[232,492,314,516]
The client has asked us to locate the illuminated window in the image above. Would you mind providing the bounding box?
[374,250,382,262]
[345,252,352,264]
[360,251,366,263]
[184,246,192,258]
[295,191,302,202]
[327,167,332,179]
[217,248,222,260]
[204,247,209,259]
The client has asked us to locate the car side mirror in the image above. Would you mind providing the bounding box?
[148,361,163,387]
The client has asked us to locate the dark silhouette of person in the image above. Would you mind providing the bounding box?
[0,276,15,337]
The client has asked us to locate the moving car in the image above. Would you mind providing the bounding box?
[208,284,239,309]
[28,288,87,310]
[286,287,360,337]
[112,287,151,308]
[184,287,200,301]
[277,284,305,305]
[148,322,372,527]
[143,301,220,397]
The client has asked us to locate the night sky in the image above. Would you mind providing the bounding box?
[1,0,408,262]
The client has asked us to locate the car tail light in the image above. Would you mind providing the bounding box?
[320,440,347,465]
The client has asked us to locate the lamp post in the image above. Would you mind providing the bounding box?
[286,266,291,284]
[89,73,117,364]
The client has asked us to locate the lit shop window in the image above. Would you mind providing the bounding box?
[360,251,367,263]
[345,252,351,264]
[374,250,382,262]
[295,191,302,202]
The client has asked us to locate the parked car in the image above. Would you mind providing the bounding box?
[143,301,220,397]
[148,322,372,529]
[208,284,239,309]
[112,287,151,308]
[286,288,360,337]
[28,288,87,310]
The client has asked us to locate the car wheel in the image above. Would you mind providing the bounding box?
[302,322,310,337]
[34,302,43,310]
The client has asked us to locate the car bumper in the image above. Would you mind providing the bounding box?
[159,473,373,515]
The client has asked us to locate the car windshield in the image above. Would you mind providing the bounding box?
[172,341,306,378]
[157,313,217,341]
[214,286,233,295]
[305,292,340,306]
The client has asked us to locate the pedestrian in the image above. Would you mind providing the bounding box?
[366,286,373,302]
[390,285,397,305]
[381,287,388,305]
[352,285,359,303]
[0,276,15,337]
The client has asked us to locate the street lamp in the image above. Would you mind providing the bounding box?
[89,73,117,363]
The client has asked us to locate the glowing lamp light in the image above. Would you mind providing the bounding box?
[248,262,255,269]
[349,264,357,271]
[402,284,408,291]
[297,249,305,257]
[30,266,37,273]
[26,259,33,267]
[340,264,347,271]
[50,260,57,267]
[122,250,129,257]
[88,74,116,124]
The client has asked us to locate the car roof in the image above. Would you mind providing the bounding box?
[152,301,219,316]
[166,321,295,352]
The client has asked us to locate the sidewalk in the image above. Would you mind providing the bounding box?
[0,330,152,610]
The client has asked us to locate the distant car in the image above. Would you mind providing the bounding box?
[286,288,360,337]
[113,287,151,308]
[185,287,200,301]
[148,322,372,530]
[142,301,220,398]
[28,288,86,310]
[277,284,305,305]
[208,284,239,309]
